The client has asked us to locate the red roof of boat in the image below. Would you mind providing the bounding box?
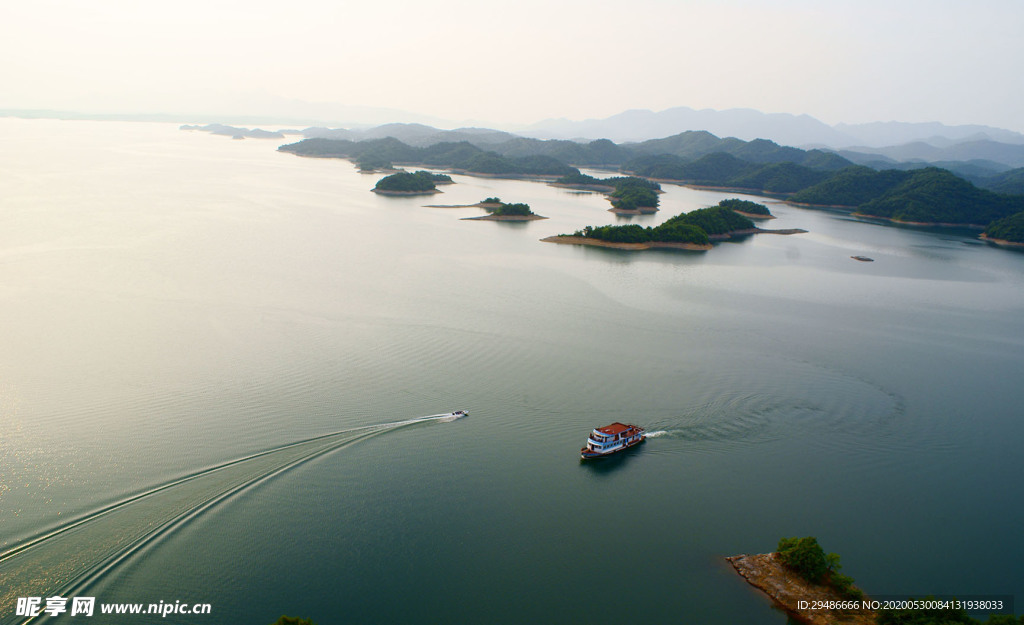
[597,422,634,435]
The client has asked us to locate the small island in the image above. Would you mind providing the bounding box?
[729,537,1020,625]
[543,202,803,251]
[551,173,663,214]
[728,537,872,625]
[372,170,451,196]
[609,184,660,214]
[462,198,547,221]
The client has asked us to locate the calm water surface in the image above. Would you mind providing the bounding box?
[1,119,1022,624]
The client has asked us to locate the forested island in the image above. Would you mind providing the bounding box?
[462,198,546,221]
[372,170,451,195]
[542,201,801,251]
[552,173,663,214]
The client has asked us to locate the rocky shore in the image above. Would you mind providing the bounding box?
[727,552,875,625]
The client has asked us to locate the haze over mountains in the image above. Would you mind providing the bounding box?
[280,106,1024,177]
[283,105,1024,174]
[519,105,1024,149]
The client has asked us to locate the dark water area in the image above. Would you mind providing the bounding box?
[1,120,1022,624]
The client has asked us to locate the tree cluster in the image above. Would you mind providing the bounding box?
[777,536,861,600]
[374,171,441,192]
[567,205,756,246]
[485,202,534,217]
[717,198,771,216]
[610,186,660,211]
[983,211,1024,242]
[660,205,754,235]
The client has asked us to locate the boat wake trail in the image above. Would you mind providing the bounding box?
[644,430,669,438]
[0,412,463,625]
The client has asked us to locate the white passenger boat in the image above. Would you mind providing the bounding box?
[580,422,646,459]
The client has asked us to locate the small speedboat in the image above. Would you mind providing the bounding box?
[580,422,645,459]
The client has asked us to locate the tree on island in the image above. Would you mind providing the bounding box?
[610,186,660,211]
[983,211,1024,243]
[481,197,502,205]
[718,198,771,216]
[660,206,754,235]
[777,536,861,600]
[573,224,651,244]
[482,201,535,217]
[564,206,757,246]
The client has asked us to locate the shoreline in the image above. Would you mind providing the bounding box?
[608,206,659,215]
[980,234,1024,248]
[541,227,805,251]
[735,210,776,220]
[710,227,807,240]
[372,188,442,196]
[463,214,547,221]
[727,553,875,625]
[540,236,711,251]
[423,202,499,209]
[549,182,615,192]
[851,213,988,229]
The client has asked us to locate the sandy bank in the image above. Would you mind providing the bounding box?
[540,236,711,251]
[727,553,874,625]
[463,214,547,221]
[608,206,659,215]
[371,188,442,196]
[735,210,776,220]
[423,203,490,209]
[548,182,615,192]
[980,234,1024,248]
[851,213,987,229]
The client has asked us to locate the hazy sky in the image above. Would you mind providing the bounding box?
[3,0,1022,130]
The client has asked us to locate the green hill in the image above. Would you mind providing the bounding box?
[789,166,912,206]
[983,211,1024,243]
[858,168,1024,224]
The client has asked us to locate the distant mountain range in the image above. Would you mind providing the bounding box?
[517,106,1024,150]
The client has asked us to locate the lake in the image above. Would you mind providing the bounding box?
[1,118,1022,624]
